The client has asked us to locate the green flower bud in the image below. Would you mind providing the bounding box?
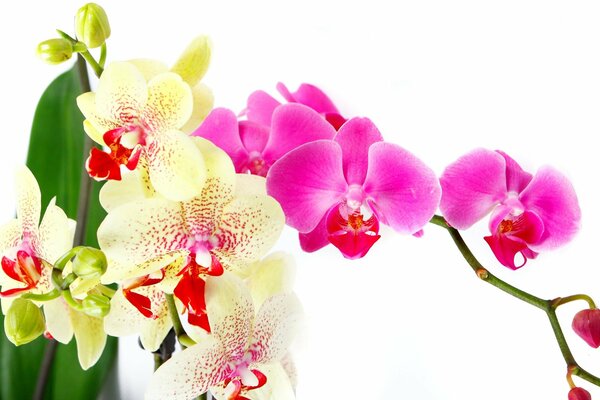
[75,3,111,49]
[36,38,74,65]
[4,298,45,346]
[81,293,110,318]
[72,247,107,280]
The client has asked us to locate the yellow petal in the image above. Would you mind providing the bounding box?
[127,59,169,81]
[170,35,212,87]
[251,293,302,364]
[37,198,75,264]
[145,335,227,400]
[43,298,74,344]
[0,219,21,253]
[182,138,236,236]
[77,92,119,144]
[235,174,267,197]
[213,194,284,273]
[180,83,214,133]
[15,166,41,236]
[70,309,107,370]
[146,130,206,202]
[205,272,253,359]
[142,72,193,132]
[98,197,188,281]
[246,252,296,307]
[95,62,148,125]
[99,163,157,213]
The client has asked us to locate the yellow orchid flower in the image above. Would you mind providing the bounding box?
[77,61,206,201]
[145,271,301,400]
[97,138,284,332]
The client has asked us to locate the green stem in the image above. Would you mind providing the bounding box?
[553,294,596,310]
[430,215,600,387]
[166,294,187,350]
[79,50,103,78]
[21,289,61,302]
[154,353,164,371]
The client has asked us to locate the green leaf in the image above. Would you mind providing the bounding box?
[0,65,117,399]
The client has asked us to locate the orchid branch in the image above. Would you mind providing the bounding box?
[429,214,600,387]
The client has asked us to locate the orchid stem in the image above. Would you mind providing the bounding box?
[429,214,600,387]
[166,294,188,350]
[33,53,98,400]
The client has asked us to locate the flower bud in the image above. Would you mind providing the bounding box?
[81,293,111,318]
[75,3,111,48]
[572,309,600,348]
[36,38,74,65]
[72,247,107,280]
[4,298,45,346]
[568,387,592,400]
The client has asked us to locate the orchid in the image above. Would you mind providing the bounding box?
[193,103,336,176]
[77,60,206,201]
[0,167,74,310]
[98,138,285,332]
[439,149,581,269]
[145,270,301,400]
[266,116,441,259]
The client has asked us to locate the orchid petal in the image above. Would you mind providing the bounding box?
[363,142,440,234]
[250,293,302,364]
[246,90,280,126]
[239,120,270,153]
[298,213,330,253]
[334,117,383,185]
[246,252,296,307]
[263,104,336,165]
[181,83,214,133]
[70,309,107,370]
[99,165,157,212]
[0,219,21,253]
[15,166,41,237]
[206,273,253,360]
[277,82,340,114]
[37,198,75,264]
[192,108,248,172]
[145,335,228,400]
[214,194,284,273]
[170,35,212,87]
[235,174,267,197]
[519,166,581,250]
[497,151,533,193]
[142,73,193,132]
[146,129,206,201]
[126,59,169,81]
[98,197,188,280]
[77,93,119,145]
[43,298,74,344]
[95,62,147,125]
[266,140,347,232]
[210,362,295,400]
[439,148,508,229]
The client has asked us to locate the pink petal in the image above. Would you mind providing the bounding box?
[568,387,592,400]
[518,166,581,250]
[262,104,337,165]
[266,140,347,233]
[496,151,532,193]
[363,142,440,234]
[246,90,281,126]
[238,121,270,153]
[298,214,330,253]
[276,82,340,114]
[439,149,508,229]
[572,309,600,348]
[326,205,381,259]
[192,108,248,172]
[334,117,383,185]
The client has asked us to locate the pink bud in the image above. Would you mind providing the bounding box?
[568,387,591,400]
[572,309,600,348]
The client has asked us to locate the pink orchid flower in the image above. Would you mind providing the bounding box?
[245,82,346,130]
[440,149,581,269]
[266,117,441,259]
[193,103,337,176]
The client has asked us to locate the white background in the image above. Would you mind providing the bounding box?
[2,1,600,399]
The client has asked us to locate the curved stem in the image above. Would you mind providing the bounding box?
[430,215,600,387]
[166,294,188,350]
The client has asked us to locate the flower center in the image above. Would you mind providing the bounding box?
[247,151,268,176]
[326,203,381,260]
[0,246,44,297]
[222,360,267,400]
